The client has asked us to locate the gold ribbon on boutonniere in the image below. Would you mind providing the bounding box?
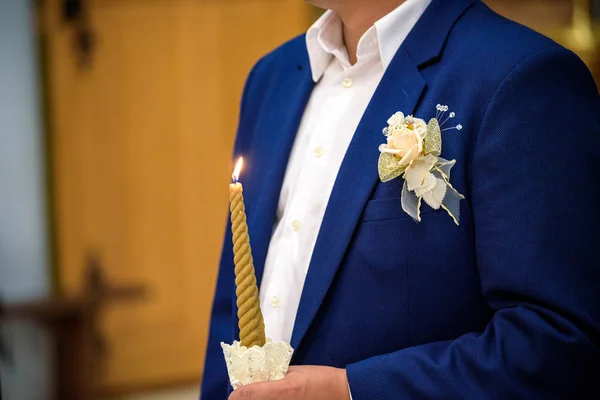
[377,105,465,225]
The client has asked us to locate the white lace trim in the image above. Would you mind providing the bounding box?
[221,340,294,390]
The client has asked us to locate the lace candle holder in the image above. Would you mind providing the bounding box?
[221,339,294,390]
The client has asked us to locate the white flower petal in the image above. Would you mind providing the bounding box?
[414,117,426,125]
[398,145,420,167]
[405,157,434,191]
[422,178,448,209]
[414,173,437,197]
[379,146,403,156]
[415,130,424,153]
[392,133,418,153]
[405,163,429,191]
[387,112,405,127]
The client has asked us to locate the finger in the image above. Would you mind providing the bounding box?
[228,379,291,400]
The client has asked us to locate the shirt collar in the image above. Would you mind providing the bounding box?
[306,0,433,83]
[305,10,345,82]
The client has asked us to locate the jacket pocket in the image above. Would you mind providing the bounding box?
[361,197,440,223]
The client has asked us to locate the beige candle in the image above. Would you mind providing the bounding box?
[229,157,266,348]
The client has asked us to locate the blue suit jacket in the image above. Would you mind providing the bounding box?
[201,0,600,398]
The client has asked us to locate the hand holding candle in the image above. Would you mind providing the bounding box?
[229,157,266,348]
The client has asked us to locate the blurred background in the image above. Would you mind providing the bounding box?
[0,0,598,399]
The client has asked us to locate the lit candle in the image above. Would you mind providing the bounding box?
[229,157,266,348]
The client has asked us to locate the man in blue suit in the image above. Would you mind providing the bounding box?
[201,0,600,398]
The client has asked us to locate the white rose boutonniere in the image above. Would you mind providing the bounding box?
[378,105,464,224]
[381,113,427,166]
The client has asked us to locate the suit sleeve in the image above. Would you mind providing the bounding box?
[346,47,600,399]
[200,58,264,400]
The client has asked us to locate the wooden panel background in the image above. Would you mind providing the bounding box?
[43,0,311,392]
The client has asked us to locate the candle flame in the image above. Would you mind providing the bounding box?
[232,157,243,182]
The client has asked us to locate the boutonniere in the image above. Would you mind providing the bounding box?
[378,105,465,225]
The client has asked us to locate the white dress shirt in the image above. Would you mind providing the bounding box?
[259,0,432,348]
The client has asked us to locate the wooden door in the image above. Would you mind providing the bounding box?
[42,0,312,393]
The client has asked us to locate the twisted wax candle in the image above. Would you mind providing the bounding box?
[229,157,266,348]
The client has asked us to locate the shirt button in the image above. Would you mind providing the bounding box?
[342,78,353,88]
[292,220,302,231]
[270,296,280,308]
[314,146,325,158]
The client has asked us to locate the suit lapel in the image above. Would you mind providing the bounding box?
[290,0,478,351]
